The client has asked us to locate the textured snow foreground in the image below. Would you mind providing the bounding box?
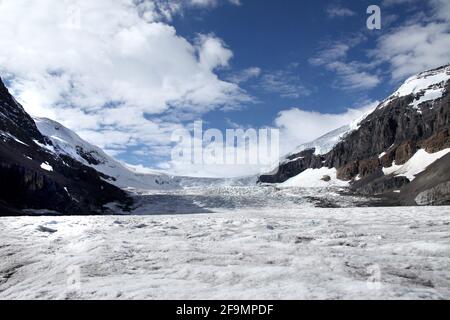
[1,206,450,300]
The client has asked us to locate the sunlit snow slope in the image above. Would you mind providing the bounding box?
[380,65,450,110]
[34,118,176,190]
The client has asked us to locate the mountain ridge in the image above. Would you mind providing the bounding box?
[33,117,176,191]
[259,64,450,205]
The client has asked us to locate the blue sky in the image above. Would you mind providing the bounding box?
[171,0,428,123]
[0,0,449,176]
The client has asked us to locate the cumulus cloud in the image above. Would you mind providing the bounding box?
[196,34,233,71]
[373,22,450,80]
[374,0,450,79]
[0,0,249,157]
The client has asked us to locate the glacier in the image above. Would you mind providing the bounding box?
[1,205,449,299]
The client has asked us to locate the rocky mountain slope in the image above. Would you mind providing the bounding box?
[33,117,176,191]
[260,65,450,205]
[0,76,131,216]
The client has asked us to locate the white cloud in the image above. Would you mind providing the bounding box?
[374,0,450,80]
[326,5,356,18]
[310,40,380,91]
[136,0,241,20]
[227,67,262,84]
[325,61,381,90]
[197,34,233,71]
[374,22,450,79]
[431,0,450,22]
[275,101,379,155]
[382,0,450,21]
[189,0,241,8]
[258,68,312,99]
[312,0,450,89]
[163,122,281,178]
[309,43,350,66]
[0,0,250,158]
[382,0,419,6]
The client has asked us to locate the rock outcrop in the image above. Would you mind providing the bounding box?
[415,182,450,206]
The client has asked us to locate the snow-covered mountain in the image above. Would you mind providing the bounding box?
[33,117,177,191]
[284,65,449,161]
[288,125,351,158]
[260,64,450,205]
[287,107,377,158]
[379,65,450,111]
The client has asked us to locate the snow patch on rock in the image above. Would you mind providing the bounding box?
[394,67,449,98]
[0,131,28,146]
[383,149,450,181]
[409,88,445,110]
[33,139,55,154]
[40,162,53,172]
[280,167,349,188]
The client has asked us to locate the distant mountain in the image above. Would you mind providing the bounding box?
[0,76,131,215]
[33,117,176,191]
[260,65,450,205]
[286,106,376,158]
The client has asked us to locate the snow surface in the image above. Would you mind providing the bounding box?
[382,161,403,176]
[280,168,349,188]
[1,206,449,300]
[394,67,449,98]
[383,149,450,181]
